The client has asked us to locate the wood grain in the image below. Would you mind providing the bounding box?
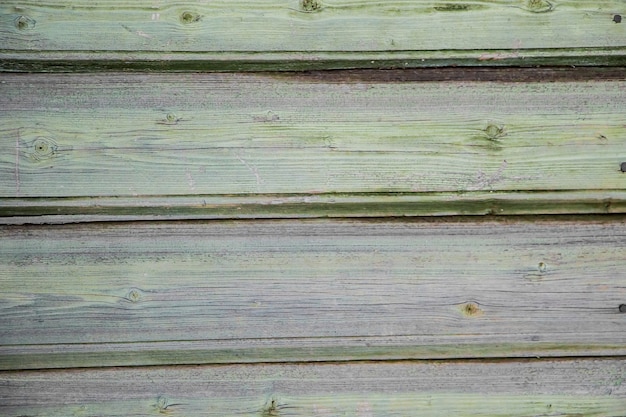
[1,359,625,416]
[1,73,625,219]
[1,217,625,369]
[1,0,625,70]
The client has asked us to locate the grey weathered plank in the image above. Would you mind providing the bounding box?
[1,0,625,71]
[1,359,625,416]
[1,217,625,369]
[1,72,625,219]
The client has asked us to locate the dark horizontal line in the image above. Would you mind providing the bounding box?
[282,67,626,83]
[3,354,626,374]
[2,48,625,73]
[3,46,626,54]
[2,189,626,201]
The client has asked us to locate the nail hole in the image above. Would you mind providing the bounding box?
[14,15,36,30]
[36,142,48,153]
[614,14,622,23]
[620,162,626,172]
[619,304,626,313]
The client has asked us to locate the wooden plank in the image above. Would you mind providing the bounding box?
[1,1,625,71]
[1,72,625,219]
[1,359,625,416]
[3,191,626,224]
[1,217,625,369]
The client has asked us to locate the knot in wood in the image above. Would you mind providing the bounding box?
[484,123,506,140]
[526,0,553,13]
[126,288,142,303]
[15,15,36,31]
[461,302,483,317]
[538,262,547,273]
[180,11,201,24]
[301,0,322,12]
[28,137,58,161]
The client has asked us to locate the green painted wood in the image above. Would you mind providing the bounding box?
[1,1,625,70]
[1,72,625,219]
[1,217,625,370]
[2,191,626,224]
[1,359,625,416]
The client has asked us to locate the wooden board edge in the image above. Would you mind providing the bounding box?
[1,48,625,72]
[2,191,625,224]
[2,343,626,371]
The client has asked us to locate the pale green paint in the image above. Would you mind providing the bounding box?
[1,1,625,70]
[1,218,625,369]
[0,2,624,415]
[1,73,625,218]
[1,360,625,416]
[4,394,625,417]
[2,190,626,223]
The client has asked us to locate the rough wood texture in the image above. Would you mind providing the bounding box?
[1,71,625,220]
[1,359,625,416]
[1,217,625,370]
[1,1,625,71]
[2,2,625,414]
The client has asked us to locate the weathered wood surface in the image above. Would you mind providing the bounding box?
[1,359,625,416]
[1,71,625,220]
[1,217,625,370]
[1,1,625,71]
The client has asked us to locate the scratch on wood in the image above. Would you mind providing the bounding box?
[236,154,263,186]
[121,24,153,39]
[356,401,375,417]
[154,395,184,414]
[15,130,20,196]
[185,169,196,191]
[470,160,508,190]
[478,51,520,61]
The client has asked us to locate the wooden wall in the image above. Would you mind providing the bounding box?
[1,1,625,415]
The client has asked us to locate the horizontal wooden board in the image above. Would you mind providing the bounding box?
[2,191,626,225]
[1,217,625,369]
[1,359,625,416]
[1,1,625,70]
[1,72,625,219]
